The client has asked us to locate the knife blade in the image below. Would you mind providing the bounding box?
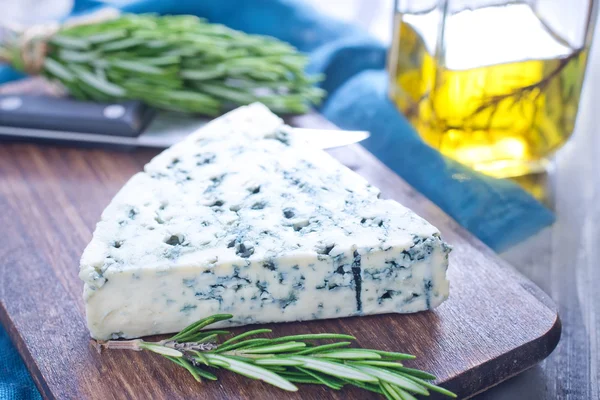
[0,95,369,149]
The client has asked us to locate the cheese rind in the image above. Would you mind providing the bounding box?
[80,103,451,340]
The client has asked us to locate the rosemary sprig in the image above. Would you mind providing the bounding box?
[0,14,325,115]
[96,314,456,399]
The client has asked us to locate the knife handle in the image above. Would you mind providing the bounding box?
[0,95,155,137]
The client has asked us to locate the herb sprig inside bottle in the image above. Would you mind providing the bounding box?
[96,314,456,399]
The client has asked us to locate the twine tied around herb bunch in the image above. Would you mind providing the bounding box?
[0,10,324,115]
[0,23,59,75]
[0,8,120,75]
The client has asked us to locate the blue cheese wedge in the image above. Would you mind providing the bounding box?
[80,103,451,340]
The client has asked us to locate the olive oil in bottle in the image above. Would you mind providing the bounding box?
[388,2,589,178]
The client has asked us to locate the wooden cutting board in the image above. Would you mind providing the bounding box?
[0,113,560,400]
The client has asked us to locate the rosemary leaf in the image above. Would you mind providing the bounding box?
[215,338,272,352]
[288,356,376,382]
[380,381,403,400]
[50,35,90,50]
[192,333,218,344]
[349,360,405,369]
[222,355,261,363]
[262,366,287,373]
[219,329,273,347]
[71,66,126,97]
[86,30,128,44]
[278,375,322,384]
[395,387,419,400]
[254,358,305,367]
[43,58,74,82]
[371,350,417,361]
[238,342,307,354]
[205,357,229,368]
[143,55,181,66]
[295,367,344,390]
[139,343,183,357]
[169,314,232,341]
[196,83,257,104]
[267,333,356,343]
[392,366,437,380]
[99,37,145,52]
[339,378,385,394]
[181,68,226,81]
[190,351,209,366]
[58,49,99,63]
[110,59,168,76]
[192,367,219,381]
[353,366,429,395]
[397,373,458,398]
[293,342,352,355]
[315,350,382,360]
[205,354,298,392]
[166,356,202,382]
[183,330,230,343]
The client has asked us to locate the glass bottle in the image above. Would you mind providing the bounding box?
[388,0,597,178]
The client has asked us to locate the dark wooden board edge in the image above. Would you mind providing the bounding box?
[440,273,561,399]
[463,257,562,398]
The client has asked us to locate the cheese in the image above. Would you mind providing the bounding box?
[79,103,451,340]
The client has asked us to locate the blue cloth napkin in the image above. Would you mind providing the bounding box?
[0,328,41,400]
[0,1,554,398]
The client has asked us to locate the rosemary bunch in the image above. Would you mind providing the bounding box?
[0,13,324,115]
[97,314,456,399]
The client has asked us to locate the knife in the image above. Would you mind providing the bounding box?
[0,95,370,149]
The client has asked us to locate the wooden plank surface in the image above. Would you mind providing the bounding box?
[0,114,560,399]
[478,50,600,400]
